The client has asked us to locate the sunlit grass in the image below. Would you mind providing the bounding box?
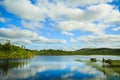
[0,52,34,59]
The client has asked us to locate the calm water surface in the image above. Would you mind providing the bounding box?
[0,55,120,80]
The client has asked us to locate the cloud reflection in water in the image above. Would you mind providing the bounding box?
[0,56,106,80]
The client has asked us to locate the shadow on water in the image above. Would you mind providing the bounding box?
[0,59,28,77]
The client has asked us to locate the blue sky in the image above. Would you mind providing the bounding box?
[0,0,120,50]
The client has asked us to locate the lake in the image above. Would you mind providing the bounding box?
[0,55,120,80]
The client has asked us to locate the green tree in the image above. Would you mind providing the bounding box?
[3,40,11,53]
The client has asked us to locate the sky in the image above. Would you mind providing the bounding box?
[0,0,120,51]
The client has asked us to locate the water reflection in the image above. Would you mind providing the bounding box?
[0,56,119,80]
[0,60,28,77]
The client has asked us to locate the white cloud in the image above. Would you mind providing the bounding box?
[46,3,117,35]
[22,20,44,29]
[0,63,66,79]
[2,0,119,29]
[66,0,112,6]
[61,72,74,79]
[71,34,120,48]
[2,0,114,21]
[46,3,83,21]
[57,20,105,35]
[12,39,32,45]
[82,4,113,22]
[2,0,119,23]
[41,2,115,22]
[103,7,120,24]
[61,31,74,36]
[0,28,66,44]
[112,27,120,31]
[2,0,46,20]
[70,38,77,43]
[0,17,6,23]
[0,28,38,39]
[31,36,66,44]
[1,0,120,49]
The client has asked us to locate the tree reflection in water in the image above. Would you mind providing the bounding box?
[0,60,28,77]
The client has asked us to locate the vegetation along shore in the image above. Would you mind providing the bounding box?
[0,40,120,59]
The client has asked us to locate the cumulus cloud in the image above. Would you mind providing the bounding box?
[2,0,116,22]
[0,28,38,39]
[82,4,113,22]
[2,0,120,30]
[0,28,66,45]
[46,3,83,21]
[40,2,115,22]
[71,34,120,48]
[48,3,119,35]
[57,20,105,35]
[31,36,66,44]
[12,39,32,45]
[22,20,44,29]
[61,31,74,36]
[2,0,46,20]
[0,0,120,50]
[112,27,120,31]
[0,17,6,23]
[66,0,112,6]
[103,7,120,24]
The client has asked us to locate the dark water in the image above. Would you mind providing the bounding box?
[0,55,120,80]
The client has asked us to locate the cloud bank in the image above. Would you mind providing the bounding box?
[0,0,120,50]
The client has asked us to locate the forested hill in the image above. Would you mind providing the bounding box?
[75,48,120,55]
[35,48,120,55]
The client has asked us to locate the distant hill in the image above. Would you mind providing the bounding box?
[35,48,120,55]
[77,48,119,51]
[76,48,120,55]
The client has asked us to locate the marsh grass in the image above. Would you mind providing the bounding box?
[87,61,120,80]
[76,59,120,80]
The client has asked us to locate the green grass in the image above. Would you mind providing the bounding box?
[76,60,120,80]
[108,60,120,67]
[0,42,34,59]
[0,52,34,59]
[105,60,120,74]
[87,61,120,80]
[87,61,115,75]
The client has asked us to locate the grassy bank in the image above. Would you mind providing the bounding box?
[105,60,120,74]
[0,42,34,59]
[0,52,34,59]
